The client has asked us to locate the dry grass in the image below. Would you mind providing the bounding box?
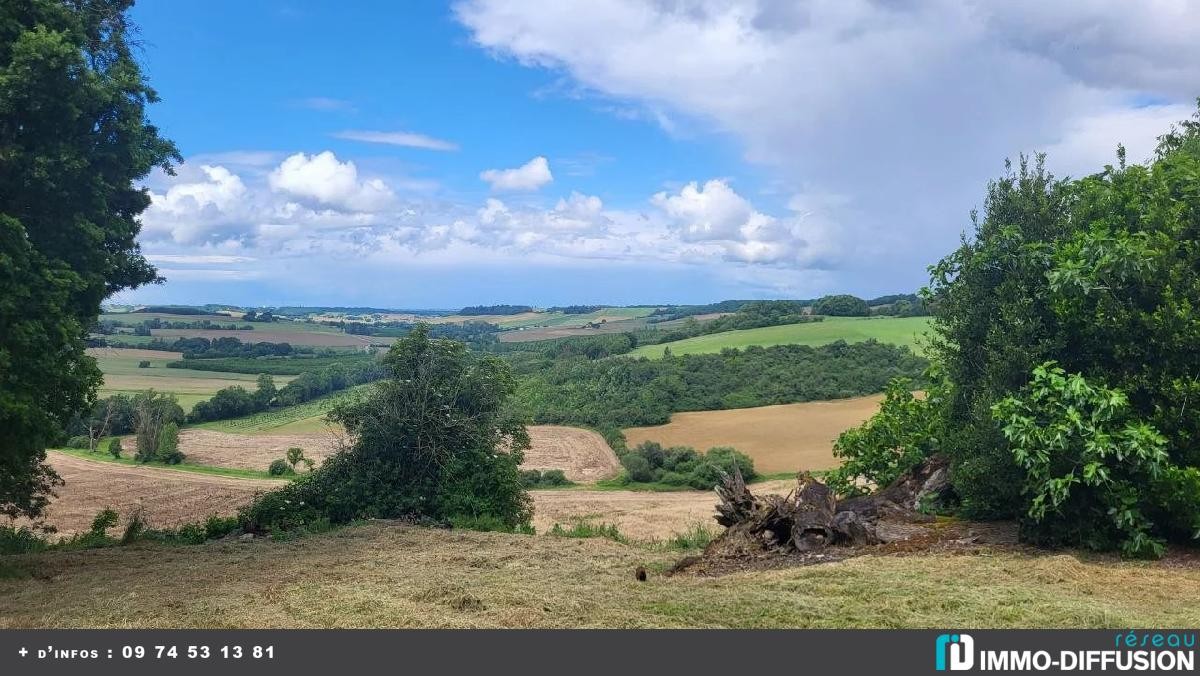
[531,480,793,540]
[33,452,282,536]
[2,522,1198,628]
[147,429,342,473]
[522,426,620,482]
[624,396,884,474]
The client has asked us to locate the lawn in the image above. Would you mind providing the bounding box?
[628,316,933,359]
[2,522,1197,628]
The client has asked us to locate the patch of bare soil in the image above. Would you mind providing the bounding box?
[118,429,341,473]
[35,452,282,536]
[521,426,621,482]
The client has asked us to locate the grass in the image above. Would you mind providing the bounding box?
[53,446,280,481]
[627,316,933,359]
[589,470,797,492]
[1,522,1197,628]
[90,347,288,412]
[195,386,367,434]
[496,306,657,330]
[547,521,628,543]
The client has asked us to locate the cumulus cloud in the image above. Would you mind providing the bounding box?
[268,151,395,212]
[455,0,1200,287]
[653,180,834,265]
[480,156,554,191]
[333,129,459,151]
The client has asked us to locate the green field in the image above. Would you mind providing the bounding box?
[627,316,933,358]
[195,385,368,434]
[495,307,657,330]
[89,347,292,412]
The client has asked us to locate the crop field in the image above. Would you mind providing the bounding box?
[100,312,240,324]
[4,519,1199,628]
[151,327,385,347]
[89,347,290,411]
[521,426,621,482]
[140,429,341,472]
[624,395,885,474]
[31,452,282,536]
[627,316,932,358]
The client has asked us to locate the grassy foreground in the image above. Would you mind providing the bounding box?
[2,522,1197,628]
[628,316,932,359]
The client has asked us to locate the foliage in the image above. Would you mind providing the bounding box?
[519,468,572,488]
[155,422,183,464]
[167,352,375,376]
[813,294,870,317]
[826,377,942,497]
[132,392,184,463]
[459,304,532,316]
[66,436,90,450]
[90,508,119,535]
[106,437,122,459]
[509,340,927,445]
[660,522,720,551]
[617,441,757,490]
[240,326,533,533]
[0,0,177,518]
[994,364,1178,558]
[0,526,49,555]
[268,459,295,476]
[187,358,385,423]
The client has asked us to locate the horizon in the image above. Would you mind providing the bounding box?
[111,1,1200,308]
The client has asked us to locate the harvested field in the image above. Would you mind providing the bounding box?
[3,520,1198,628]
[521,426,620,482]
[129,429,342,473]
[624,395,884,474]
[151,328,384,347]
[36,452,282,536]
[531,480,793,540]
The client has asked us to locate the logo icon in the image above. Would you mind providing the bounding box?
[935,634,975,671]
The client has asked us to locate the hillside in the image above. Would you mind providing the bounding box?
[628,316,931,359]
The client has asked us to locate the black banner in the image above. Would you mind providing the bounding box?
[0,629,1195,675]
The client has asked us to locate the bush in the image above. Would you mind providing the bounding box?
[66,435,89,449]
[106,437,122,459]
[90,508,119,535]
[618,441,756,489]
[826,377,941,497]
[268,459,294,476]
[0,526,48,555]
[240,326,532,534]
[155,421,183,464]
[539,469,570,486]
[519,468,573,488]
[994,363,1177,558]
[137,360,151,368]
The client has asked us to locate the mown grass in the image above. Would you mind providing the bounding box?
[53,446,280,481]
[628,316,932,359]
[2,522,1197,628]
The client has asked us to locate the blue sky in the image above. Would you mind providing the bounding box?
[119,1,1200,309]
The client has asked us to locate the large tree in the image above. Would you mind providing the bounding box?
[0,0,177,519]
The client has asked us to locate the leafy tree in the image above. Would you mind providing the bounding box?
[155,422,182,464]
[268,459,294,477]
[241,325,532,532]
[0,0,177,518]
[106,437,122,459]
[133,391,183,462]
[812,294,870,317]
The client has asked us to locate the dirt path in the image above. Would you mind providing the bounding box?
[37,452,283,536]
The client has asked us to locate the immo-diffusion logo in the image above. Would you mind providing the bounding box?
[933,632,1196,672]
[935,633,975,671]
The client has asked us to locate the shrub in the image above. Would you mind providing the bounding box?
[268,459,294,476]
[90,508,119,535]
[826,377,941,497]
[137,360,151,368]
[994,363,1175,558]
[0,526,48,555]
[519,468,573,488]
[121,509,146,544]
[203,515,240,540]
[662,522,719,550]
[66,435,90,449]
[240,327,533,534]
[539,469,570,486]
[155,422,183,464]
[519,469,543,487]
[106,437,122,458]
[619,441,756,489]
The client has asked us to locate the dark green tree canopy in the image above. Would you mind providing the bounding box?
[0,0,177,518]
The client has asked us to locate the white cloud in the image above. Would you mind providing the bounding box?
[146,254,257,264]
[268,151,395,212]
[333,129,459,151]
[455,0,1200,286]
[480,156,554,191]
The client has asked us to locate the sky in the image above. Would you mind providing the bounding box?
[117,0,1200,309]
